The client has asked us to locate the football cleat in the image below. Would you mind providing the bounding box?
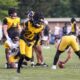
[41,63,48,67]
[31,64,35,67]
[17,69,20,73]
[35,63,48,67]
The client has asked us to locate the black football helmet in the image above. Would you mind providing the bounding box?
[8,7,17,16]
[71,17,76,23]
[32,11,44,28]
[10,31,19,42]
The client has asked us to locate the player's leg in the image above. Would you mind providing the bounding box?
[34,45,48,67]
[9,55,19,68]
[25,41,34,67]
[30,46,42,66]
[5,49,10,63]
[30,48,35,67]
[17,39,33,73]
[17,39,26,73]
[71,38,80,58]
[5,48,12,68]
[15,51,27,67]
[34,45,43,63]
[52,50,62,69]
[17,54,25,73]
[14,51,20,59]
[52,36,68,69]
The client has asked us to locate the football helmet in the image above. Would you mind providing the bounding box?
[32,11,44,28]
[8,7,17,16]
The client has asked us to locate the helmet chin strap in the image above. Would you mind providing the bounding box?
[32,23,41,28]
[31,20,41,28]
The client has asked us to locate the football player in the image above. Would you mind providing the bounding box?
[17,11,45,73]
[4,32,19,68]
[71,17,76,35]
[52,34,80,69]
[3,7,21,42]
[41,20,50,49]
[57,18,77,67]
[31,34,48,67]
[24,11,48,67]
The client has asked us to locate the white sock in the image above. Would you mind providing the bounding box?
[51,65,56,69]
[31,62,34,64]
[41,61,44,64]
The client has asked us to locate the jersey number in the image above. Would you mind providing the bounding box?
[24,31,34,40]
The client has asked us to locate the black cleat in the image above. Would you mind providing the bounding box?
[41,63,48,67]
[31,64,35,67]
[17,69,20,73]
[22,62,27,66]
[35,63,48,67]
[5,63,12,69]
[35,63,42,66]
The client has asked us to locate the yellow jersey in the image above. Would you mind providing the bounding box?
[71,22,76,34]
[3,17,20,30]
[20,21,44,42]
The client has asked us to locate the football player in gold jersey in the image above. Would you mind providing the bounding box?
[3,7,21,42]
[4,32,19,68]
[52,34,80,69]
[71,17,76,35]
[31,34,48,67]
[17,12,45,73]
[24,11,48,67]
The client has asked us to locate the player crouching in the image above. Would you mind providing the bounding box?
[4,33,19,68]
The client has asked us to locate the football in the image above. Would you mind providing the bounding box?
[58,61,64,68]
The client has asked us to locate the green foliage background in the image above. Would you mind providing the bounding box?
[0,0,80,19]
[0,0,18,19]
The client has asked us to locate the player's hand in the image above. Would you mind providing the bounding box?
[6,35,12,41]
[12,48,17,53]
[58,61,64,68]
[27,42,31,46]
[26,41,31,46]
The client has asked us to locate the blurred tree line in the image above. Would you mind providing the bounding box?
[0,0,80,19]
[0,0,18,19]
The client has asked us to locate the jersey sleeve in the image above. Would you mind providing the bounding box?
[18,17,20,24]
[4,42,10,49]
[3,18,8,25]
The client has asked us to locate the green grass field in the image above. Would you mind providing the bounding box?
[0,45,80,80]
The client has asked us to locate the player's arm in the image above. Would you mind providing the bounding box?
[61,53,71,64]
[3,18,11,41]
[17,18,22,32]
[4,42,11,62]
[74,22,76,33]
[40,25,45,39]
[59,48,72,64]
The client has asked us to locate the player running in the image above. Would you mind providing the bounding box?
[17,11,45,73]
